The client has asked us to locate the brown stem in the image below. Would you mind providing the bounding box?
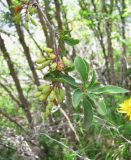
[6,0,40,86]
[103,0,116,85]
[54,0,63,30]
[35,3,58,52]
[25,28,44,56]
[0,82,21,106]
[116,0,127,86]
[91,0,109,82]
[0,109,26,132]
[0,34,33,127]
[37,0,53,48]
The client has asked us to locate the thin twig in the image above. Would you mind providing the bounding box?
[0,82,21,106]
[59,108,80,142]
[26,29,44,56]
[94,115,131,144]
[0,109,26,132]
[39,132,90,160]
[34,2,58,52]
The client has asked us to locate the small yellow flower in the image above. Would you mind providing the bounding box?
[118,98,131,120]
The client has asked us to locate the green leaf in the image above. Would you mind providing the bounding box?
[86,93,99,105]
[72,89,82,108]
[83,96,93,126]
[63,35,79,46]
[83,59,89,80]
[97,99,107,116]
[24,22,29,30]
[87,83,102,92]
[44,71,78,88]
[91,85,129,94]
[87,93,107,116]
[54,74,78,88]
[64,64,75,72]
[44,71,56,81]
[88,70,96,88]
[74,56,88,84]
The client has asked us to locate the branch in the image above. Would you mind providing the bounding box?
[0,82,21,106]
[31,0,58,53]
[25,29,44,56]
[0,109,26,132]
[59,108,80,142]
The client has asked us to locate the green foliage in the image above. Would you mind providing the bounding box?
[70,56,129,125]
[36,52,129,125]
[62,35,79,46]
[88,71,96,88]
[59,30,80,46]
[0,0,131,159]
[89,85,129,94]
[72,89,82,108]
[97,99,107,116]
[74,56,89,84]
[83,96,93,126]
[53,73,78,88]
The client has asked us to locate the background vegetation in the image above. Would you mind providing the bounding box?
[0,0,131,159]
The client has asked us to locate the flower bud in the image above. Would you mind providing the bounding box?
[36,57,46,64]
[44,108,50,119]
[38,84,46,91]
[36,64,45,70]
[63,56,71,66]
[54,88,65,103]
[48,54,56,60]
[50,63,57,71]
[34,91,41,98]
[44,60,52,66]
[43,47,53,53]
[57,89,65,103]
[50,90,56,101]
[60,89,65,99]
[47,102,53,110]
[36,60,51,70]
[24,22,29,30]
[42,85,51,94]
[39,94,47,101]
[43,101,54,119]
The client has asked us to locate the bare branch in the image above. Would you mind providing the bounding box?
[0,81,21,106]
[0,109,26,132]
[60,108,80,142]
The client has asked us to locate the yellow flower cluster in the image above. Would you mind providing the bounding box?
[118,98,131,120]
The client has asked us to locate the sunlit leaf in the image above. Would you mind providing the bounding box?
[88,71,96,88]
[91,85,129,94]
[74,56,88,84]
[72,89,82,108]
